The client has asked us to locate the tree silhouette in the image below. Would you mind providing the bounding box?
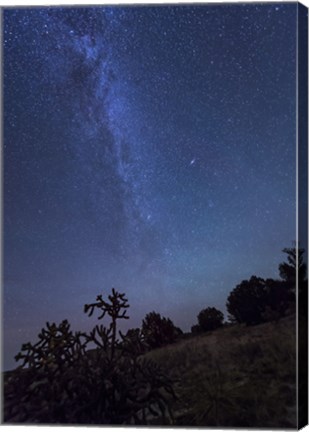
[279,246,306,284]
[197,307,224,332]
[271,246,307,316]
[263,278,291,319]
[142,312,181,349]
[226,246,307,325]
[226,276,268,325]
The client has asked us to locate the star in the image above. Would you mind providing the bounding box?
[3,3,298,371]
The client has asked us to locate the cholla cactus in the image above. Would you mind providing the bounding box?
[4,289,177,425]
[4,320,88,423]
[84,288,129,361]
[14,320,87,370]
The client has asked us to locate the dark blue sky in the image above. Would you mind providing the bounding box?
[3,3,296,370]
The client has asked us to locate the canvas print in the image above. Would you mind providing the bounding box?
[2,2,308,428]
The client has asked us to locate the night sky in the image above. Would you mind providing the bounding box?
[3,3,296,370]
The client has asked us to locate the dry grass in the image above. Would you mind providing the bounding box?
[144,315,296,428]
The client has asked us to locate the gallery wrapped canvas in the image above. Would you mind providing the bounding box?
[2,2,308,429]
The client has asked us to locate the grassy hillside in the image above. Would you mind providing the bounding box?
[144,315,296,428]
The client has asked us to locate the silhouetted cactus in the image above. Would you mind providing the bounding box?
[4,289,177,425]
[4,320,89,423]
[84,288,129,361]
[14,319,87,369]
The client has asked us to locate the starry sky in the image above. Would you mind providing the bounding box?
[3,3,297,370]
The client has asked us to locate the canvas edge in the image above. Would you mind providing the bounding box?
[297,1,308,430]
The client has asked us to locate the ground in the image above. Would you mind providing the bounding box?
[145,315,296,428]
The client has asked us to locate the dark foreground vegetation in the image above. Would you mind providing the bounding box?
[3,246,307,427]
[3,289,177,425]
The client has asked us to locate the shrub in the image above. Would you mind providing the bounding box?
[197,307,224,332]
[191,324,202,334]
[142,312,182,349]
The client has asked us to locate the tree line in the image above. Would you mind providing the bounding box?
[135,246,307,348]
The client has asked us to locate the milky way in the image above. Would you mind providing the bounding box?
[3,4,297,369]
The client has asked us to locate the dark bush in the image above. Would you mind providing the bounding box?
[191,324,202,334]
[197,307,224,332]
[142,312,182,349]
